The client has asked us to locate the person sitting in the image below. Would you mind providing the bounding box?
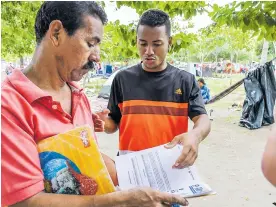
[198,78,211,104]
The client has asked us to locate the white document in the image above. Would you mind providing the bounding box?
[115,144,214,198]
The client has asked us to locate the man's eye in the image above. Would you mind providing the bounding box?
[140,43,147,46]
[154,44,162,47]
[87,42,95,48]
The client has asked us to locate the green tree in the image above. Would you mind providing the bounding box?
[209,1,276,41]
[2,1,204,62]
[1,1,42,63]
[255,41,276,61]
[116,1,207,19]
[101,21,138,62]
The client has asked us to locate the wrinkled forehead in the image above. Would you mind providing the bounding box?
[77,15,104,40]
[137,25,168,41]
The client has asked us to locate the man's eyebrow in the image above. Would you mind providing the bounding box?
[138,39,163,43]
[153,40,163,43]
[88,36,101,43]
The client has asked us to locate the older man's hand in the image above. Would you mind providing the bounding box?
[118,187,189,207]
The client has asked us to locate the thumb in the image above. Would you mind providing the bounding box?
[103,109,110,115]
[164,136,180,149]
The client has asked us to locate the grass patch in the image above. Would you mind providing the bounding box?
[204,74,246,109]
[204,74,245,95]
[84,78,107,95]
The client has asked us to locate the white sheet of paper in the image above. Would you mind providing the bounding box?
[115,144,214,198]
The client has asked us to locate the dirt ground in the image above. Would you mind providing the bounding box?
[96,85,276,207]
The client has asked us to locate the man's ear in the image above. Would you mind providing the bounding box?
[48,20,64,47]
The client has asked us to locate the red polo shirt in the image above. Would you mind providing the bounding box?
[1,70,96,206]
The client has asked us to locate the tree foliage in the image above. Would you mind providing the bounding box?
[101,21,138,62]
[210,1,276,41]
[182,25,256,64]
[1,1,42,61]
[1,1,202,62]
[1,1,274,63]
[116,1,207,19]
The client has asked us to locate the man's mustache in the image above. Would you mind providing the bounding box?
[83,61,98,70]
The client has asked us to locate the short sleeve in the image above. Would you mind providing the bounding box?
[188,76,207,119]
[1,108,44,206]
[107,75,122,124]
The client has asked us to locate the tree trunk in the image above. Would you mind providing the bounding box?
[273,42,276,57]
[20,57,24,66]
[230,53,233,86]
[260,40,269,65]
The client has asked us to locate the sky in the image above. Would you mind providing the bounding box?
[104,0,235,33]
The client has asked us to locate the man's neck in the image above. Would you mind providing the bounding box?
[142,61,167,72]
[24,46,66,91]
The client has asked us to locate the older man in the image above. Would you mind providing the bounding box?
[1,2,188,207]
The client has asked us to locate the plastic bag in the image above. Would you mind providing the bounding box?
[240,60,276,129]
[38,125,116,195]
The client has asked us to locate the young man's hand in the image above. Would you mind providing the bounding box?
[93,109,118,134]
[96,109,110,122]
[92,109,110,132]
[165,131,200,169]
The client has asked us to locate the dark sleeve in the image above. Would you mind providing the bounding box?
[107,75,122,124]
[188,76,207,119]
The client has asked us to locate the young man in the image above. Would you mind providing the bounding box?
[101,9,211,169]
[197,78,211,104]
[1,2,188,207]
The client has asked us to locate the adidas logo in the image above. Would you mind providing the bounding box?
[175,88,182,95]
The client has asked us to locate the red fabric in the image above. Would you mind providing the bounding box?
[1,70,96,206]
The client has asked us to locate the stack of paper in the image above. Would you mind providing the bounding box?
[115,144,215,198]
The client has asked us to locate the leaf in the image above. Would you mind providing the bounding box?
[265,15,276,26]
[243,17,250,26]
[256,14,264,26]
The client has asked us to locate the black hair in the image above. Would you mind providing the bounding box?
[35,1,107,44]
[137,9,171,37]
[198,78,205,85]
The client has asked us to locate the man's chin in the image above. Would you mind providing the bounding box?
[71,75,84,82]
[144,65,163,71]
[143,63,158,69]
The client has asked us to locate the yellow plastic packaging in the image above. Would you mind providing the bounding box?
[37,125,115,195]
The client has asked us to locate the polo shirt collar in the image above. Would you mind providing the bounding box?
[8,70,83,104]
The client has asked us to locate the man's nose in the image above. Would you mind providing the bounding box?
[145,45,154,55]
[89,46,100,62]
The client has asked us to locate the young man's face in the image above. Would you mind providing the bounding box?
[53,15,104,82]
[137,25,171,71]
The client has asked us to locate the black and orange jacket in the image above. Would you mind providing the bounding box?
[108,63,206,154]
